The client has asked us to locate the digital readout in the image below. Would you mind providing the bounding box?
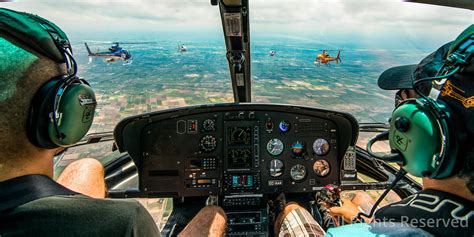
[227,148,252,169]
[227,127,252,145]
[231,175,253,188]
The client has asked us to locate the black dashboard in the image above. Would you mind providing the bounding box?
[114,103,358,198]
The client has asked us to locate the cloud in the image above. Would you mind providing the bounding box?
[1,0,472,45]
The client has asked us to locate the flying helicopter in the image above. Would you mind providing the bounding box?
[314,49,342,66]
[178,44,188,52]
[84,42,132,63]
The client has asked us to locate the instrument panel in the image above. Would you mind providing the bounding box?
[114,103,358,197]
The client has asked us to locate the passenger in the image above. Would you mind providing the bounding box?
[273,25,474,236]
[0,9,225,237]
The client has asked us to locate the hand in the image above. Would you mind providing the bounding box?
[329,198,360,223]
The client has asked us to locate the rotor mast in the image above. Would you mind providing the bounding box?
[212,0,251,102]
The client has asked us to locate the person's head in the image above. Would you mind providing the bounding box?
[0,38,66,163]
[378,25,474,194]
[0,8,96,174]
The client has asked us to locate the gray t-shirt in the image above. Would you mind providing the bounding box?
[0,195,161,237]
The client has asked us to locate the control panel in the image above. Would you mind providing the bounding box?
[114,104,358,197]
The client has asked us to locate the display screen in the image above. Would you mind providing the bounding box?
[227,148,252,169]
[189,159,202,169]
[227,127,252,145]
[197,179,211,184]
[232,175,253,188]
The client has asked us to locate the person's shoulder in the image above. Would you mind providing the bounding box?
[8,195,158,236]
[26,195,144,213]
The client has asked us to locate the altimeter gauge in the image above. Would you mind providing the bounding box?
[313,138,330,156]
[290,164,306,181]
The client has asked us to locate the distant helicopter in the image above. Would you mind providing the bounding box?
[178,44,188,52]
[84,42,132,63]
[314,49,342,66]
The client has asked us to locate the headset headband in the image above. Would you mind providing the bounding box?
[0,8,70,63]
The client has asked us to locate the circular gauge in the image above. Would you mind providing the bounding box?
[202,119,216,131]
[313,159,331,177]
[279,121,291,133]
[291,141,306,157]
[199,135,217,152]
[313,138,330,156]
[231,127,251,144]
[267,138,284,156]
[269,159,284,177]
[290,164,307,181]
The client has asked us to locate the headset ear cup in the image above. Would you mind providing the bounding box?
[48,81,96,146]
[389,99,444,177]
[28,77,63,149]
[431,99,461,179]
[28,77,96,148]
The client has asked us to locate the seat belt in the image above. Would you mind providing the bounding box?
[0,174,78,214]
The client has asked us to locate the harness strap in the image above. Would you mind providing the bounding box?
[0,174,77,214]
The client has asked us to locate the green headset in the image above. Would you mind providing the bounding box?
[0,8,96,149]
[368,26,474,179]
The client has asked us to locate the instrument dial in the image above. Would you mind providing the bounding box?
[199,135,217,152]
[279,121,291,133]
[267,138,284,156]
[230,127,251,145]
[290,164,307,181]
[313,159,331,177]
[313,138,330,156]
[269,159,284,177]
[202,119,216,131]
[291,141,305,157]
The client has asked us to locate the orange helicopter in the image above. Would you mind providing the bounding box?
[314,49,342,66]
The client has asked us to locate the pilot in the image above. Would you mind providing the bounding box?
[322,50,329,57]
[328,25,474,236]
[0,8,226,237]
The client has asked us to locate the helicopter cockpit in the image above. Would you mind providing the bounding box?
[112,103,362,235]
[14,0,468,236]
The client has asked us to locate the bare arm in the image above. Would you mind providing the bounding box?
[178,205,227,237]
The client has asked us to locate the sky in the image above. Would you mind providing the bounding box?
[1,0,473,49]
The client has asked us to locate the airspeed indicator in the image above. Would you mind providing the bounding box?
[267,138,284,156]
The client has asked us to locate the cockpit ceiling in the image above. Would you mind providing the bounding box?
[406,0,474,10]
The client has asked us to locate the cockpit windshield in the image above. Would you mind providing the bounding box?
[3,1,472,233]
[6,0,472,135]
